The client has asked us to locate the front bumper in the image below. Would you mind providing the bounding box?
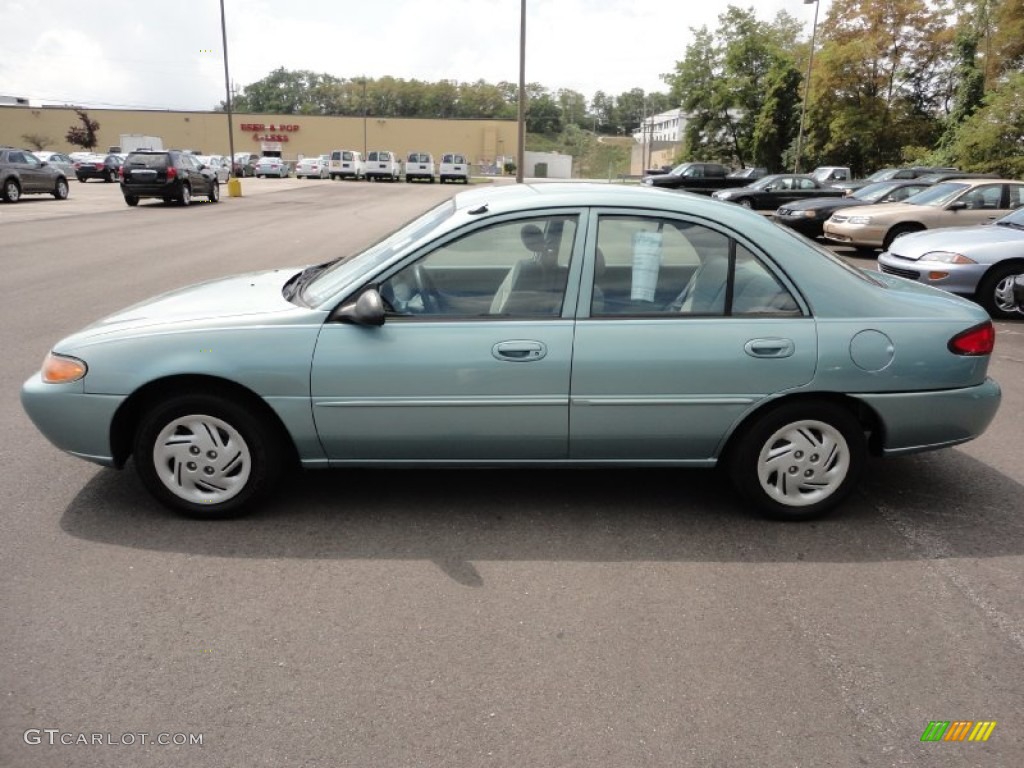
[21,374,125,467]
[823,221,886,248]
[876,255,987,296]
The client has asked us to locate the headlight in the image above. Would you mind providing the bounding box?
[847,215,872,225]
[41,352,87,384]
[802,209,819,218]
[922,251,977,265]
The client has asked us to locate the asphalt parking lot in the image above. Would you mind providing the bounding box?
[2,179,1023,767]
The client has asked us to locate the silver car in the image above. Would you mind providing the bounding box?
[878,206,1024,318]
[255,156,289,178]
[21,184,1001,522]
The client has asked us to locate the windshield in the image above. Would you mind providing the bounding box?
[864,168,898,182]
[995,207,1024,228]
[902,182,970,207]
[853,181,908,202]
[301,199,457,306]
[750,175,783,190]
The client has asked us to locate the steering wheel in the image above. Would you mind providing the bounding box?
[412,264,443,314]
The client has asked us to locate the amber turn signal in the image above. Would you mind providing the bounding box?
[41,353,87,383]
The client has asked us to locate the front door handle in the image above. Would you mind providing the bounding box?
[744,338,795,359]
[492,340,547,362]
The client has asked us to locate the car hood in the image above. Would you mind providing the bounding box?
[887,223,1024,259]
[783,197,867,211]
[58,268,304,346]
[712,187,754,197]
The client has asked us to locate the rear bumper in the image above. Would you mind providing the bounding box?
[853,378,1001,456]
[120,180,183,198]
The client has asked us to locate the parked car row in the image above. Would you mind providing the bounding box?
[763,174,1024,320]
[325,150,470,183]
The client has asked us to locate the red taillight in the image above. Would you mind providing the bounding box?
[118,166,124,179]
[167,166,177,179]
[94,163,103,170]
[948,321,995,356]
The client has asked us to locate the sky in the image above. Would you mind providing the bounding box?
[0,0,832,111]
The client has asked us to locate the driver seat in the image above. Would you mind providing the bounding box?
[489,224,567,315]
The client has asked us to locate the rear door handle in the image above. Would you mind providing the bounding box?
[492,340,547,362]
[744,338,795,358]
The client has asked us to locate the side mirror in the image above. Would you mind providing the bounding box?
[331,288,385,326]
[948,201,968,211]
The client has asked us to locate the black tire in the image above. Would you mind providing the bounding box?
[208,181,220,203]
[737,198,754,209]
[729,401,866,521]
[53,178,69,200]
[133,393,282,518]
[105,169,117,183]
[882,224,923,252]
[179,184,192,206]
[124,195,139,207]
[976,262,1024,319]
[77,176,87,183]
[2,178,21,203]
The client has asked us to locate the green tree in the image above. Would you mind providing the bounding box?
[751,62,803,172]
[803,0,949,174]
[663,7,802,166]
[948,71,1024,176]
[65,109,99,150]
[526,93,563,134]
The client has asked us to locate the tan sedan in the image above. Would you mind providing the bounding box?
[823,178,1024,251]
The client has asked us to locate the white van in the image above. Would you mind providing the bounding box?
[328,149,364,180]
[405,152,435,183]
[365,150,401,182]
[439,152,470,184]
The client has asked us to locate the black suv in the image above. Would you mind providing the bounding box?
[120,150,220,207]
[0,146,70,203]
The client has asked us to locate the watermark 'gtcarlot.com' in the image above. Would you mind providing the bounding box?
[24,729,203,746]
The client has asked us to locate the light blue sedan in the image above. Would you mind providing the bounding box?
[21,184,1001,521]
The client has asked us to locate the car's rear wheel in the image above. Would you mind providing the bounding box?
[106,169,117,183]
[133,394,281,518]
[729,401,866,521]
[124,194,139,207]
[209,181,220,203]
[2,178,21,203]
[179,184,192,206]
[53,178,70,200]
[977,262,1024,319]
[882,223,923,251]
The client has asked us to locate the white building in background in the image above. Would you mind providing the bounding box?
[633,108,687,143]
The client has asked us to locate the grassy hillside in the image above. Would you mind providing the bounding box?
[526,130,632,180]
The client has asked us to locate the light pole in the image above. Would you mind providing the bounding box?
[516,0,526,183]
[793,0,820,174]
[360,77,368,158]
[219,0,238,192]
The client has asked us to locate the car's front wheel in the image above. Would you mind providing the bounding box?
[977,262,1024,319]
[736,198,754,209]
[53,178,69,200]
[2,178,21,202]
[209,181,220,203]
[730,401,866,521]
[105,169,117,183]
[133,394,281,518]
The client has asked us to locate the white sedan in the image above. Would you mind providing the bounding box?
[254,157,290,178]
[295,157,329,179]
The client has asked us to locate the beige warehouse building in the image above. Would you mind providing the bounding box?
[0,105,518,171]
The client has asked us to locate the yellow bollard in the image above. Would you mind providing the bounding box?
[227,177,242,197]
